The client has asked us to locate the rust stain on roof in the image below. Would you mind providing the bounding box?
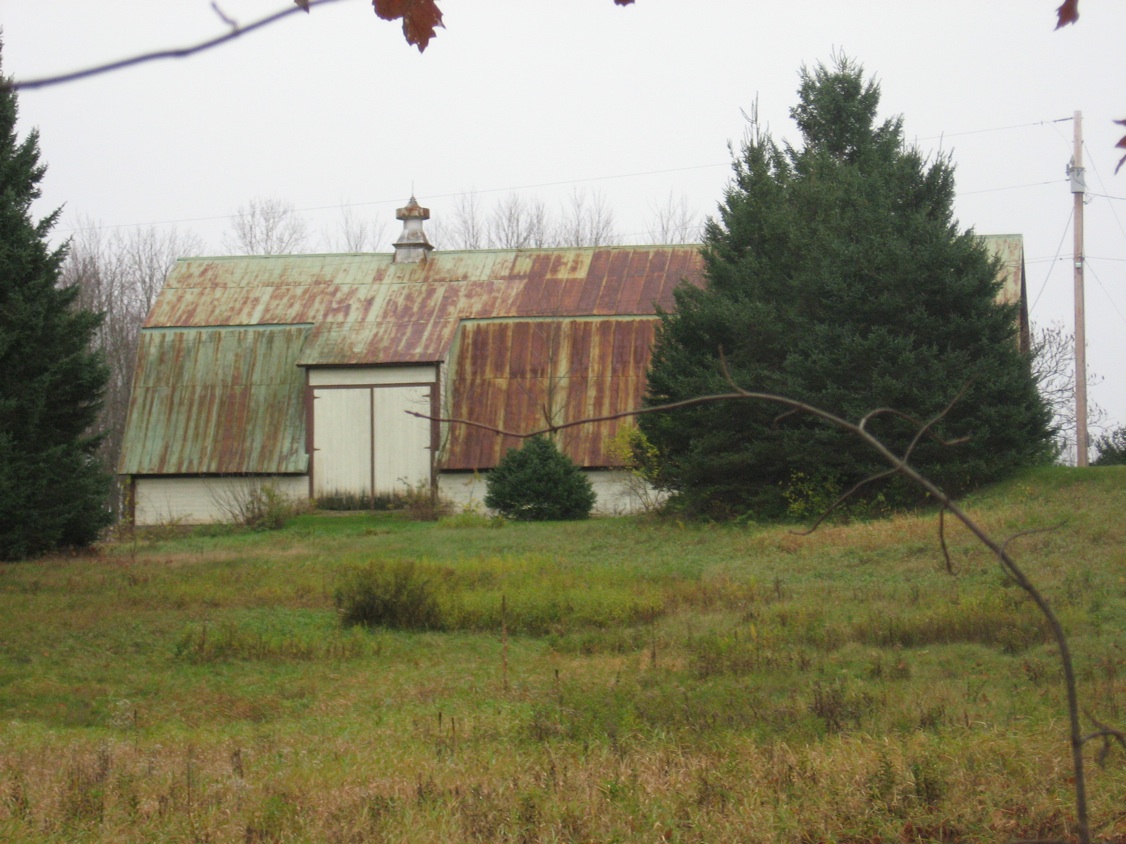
[442,317,660,470]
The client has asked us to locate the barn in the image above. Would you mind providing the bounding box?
[117,199,1029,524]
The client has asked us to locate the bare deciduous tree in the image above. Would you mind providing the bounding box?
[1031,320,1107,463]
[443,189,622,251]
[648,190,701,244]
[223,196,310,255]
[64,220,203,515]
[522,196,555,248]
[488,193,554,249]
[450,190,486,250]
[325,204,388,253]
[558,188,617,247]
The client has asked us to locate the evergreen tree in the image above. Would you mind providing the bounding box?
[485,436,596,521]
[642,56,1053,518]
[1092,425,1126,466]
[0,44,111,560]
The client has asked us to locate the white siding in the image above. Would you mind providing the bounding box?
[308,366,437,387]
[134,476,308,526]
[438,469,660,517]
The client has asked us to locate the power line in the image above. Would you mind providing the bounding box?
[55,118,1084,236]
[1030,208,1073,315]
[956,180,1064,197]
[1086,260,1126,328]
[55,162,732,236]
[1083,140,1126,251]
[916,117,1072,144]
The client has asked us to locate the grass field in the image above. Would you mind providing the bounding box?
[0,466,1123,842]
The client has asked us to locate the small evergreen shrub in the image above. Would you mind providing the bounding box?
[1092,425,1126,466]
[335,560,447,630]
[484,436,596,521]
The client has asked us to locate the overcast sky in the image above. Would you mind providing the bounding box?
[3,0,1124,443]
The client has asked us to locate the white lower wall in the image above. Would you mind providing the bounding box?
[438,469,663,517]
[134,469,659,524]
[133,476,309,526]
[587,469,667,515]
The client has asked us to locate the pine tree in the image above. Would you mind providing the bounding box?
[0,45,111,560]
[485,436,596,521]
[641,56,1053,518]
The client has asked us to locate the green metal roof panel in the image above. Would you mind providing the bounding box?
[118,325,311,475]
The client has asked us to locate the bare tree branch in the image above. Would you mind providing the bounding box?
[789,466,898,536]
[938,506,956,574]
[7,0,349,92]
[1081,709,1126,768]
[647,190,700,244]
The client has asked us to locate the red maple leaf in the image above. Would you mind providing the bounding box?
[1055,0,1079,28]
[1115,119,1126,174]
[373,0,445,52]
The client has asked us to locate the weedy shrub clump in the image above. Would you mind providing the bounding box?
[209,481,308,531]
[333,555,669,635]
[335,560,449,630]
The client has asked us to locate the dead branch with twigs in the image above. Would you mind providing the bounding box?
[409,376,1122,844]
[6,0,351,92]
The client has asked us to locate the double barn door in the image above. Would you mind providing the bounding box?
[310,367,435,499]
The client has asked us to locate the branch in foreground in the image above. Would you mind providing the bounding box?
[7,0,349,91]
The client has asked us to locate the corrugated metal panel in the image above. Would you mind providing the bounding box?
[442,317,659,469]
[981,234,1029,354]
[118,325,310,474]
[145,247,704,366]
[981,234,1024,309]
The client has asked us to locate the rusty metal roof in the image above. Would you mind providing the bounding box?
[145,247,704,366]
[118,325,310,474]
[121,246,704,474]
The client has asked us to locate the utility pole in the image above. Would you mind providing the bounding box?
[1069,110,1089,467]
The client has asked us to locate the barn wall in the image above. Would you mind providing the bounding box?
[133,475,308,526]
[437,469,657,517]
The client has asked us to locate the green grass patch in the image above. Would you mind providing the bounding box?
[0,466,1122,841]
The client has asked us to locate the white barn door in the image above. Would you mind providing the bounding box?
[310,367,435,500]
[372,385,433,494]
[312,388,373,498]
